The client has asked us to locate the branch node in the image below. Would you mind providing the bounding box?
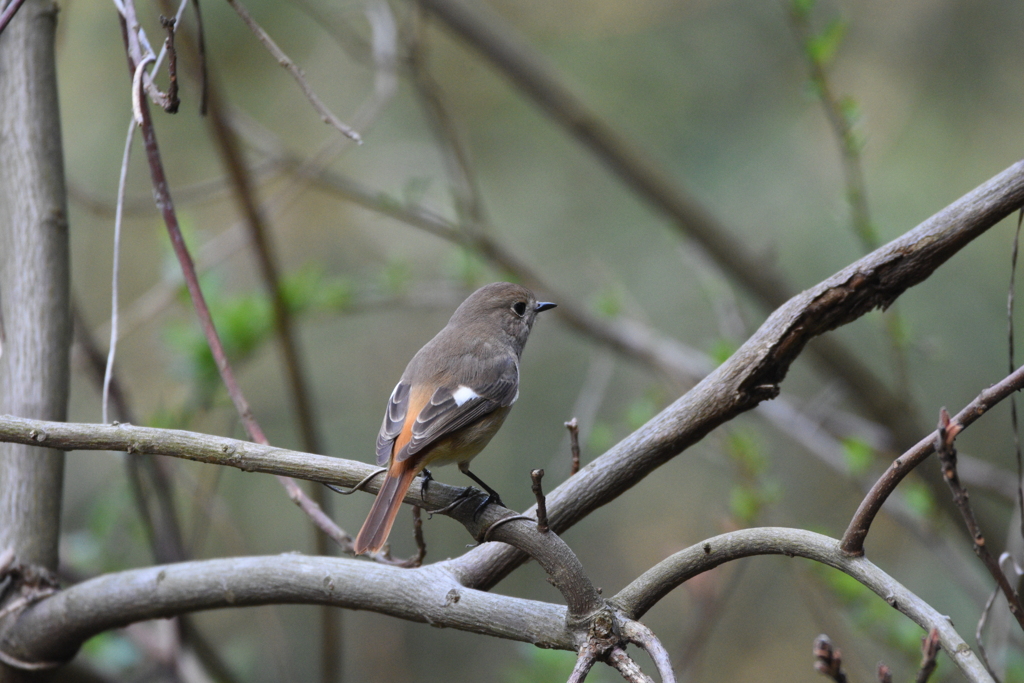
[531,468,549,533]
[565,417,581,475]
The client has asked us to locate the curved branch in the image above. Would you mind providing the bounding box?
[416,0,921,448]
[842,361,1024,555]
[611,528,993,683]
[0,555,573,665]
[0,415,605,621]
[449,159,1024,589]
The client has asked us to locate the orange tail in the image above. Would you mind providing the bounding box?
[354,465,417,555]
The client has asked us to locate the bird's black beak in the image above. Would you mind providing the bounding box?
[535,301,556,313]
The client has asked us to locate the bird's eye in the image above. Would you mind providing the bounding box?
[512,301,527,317]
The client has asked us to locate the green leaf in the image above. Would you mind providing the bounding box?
[841,437,874,475]
[587,421,614,454]
[449,247,488,288]
[902,480,935,520]
[81,632,140,674]
[593,287,622,318]
[625,395,658,431]
[709,338,738,366]
[790,0,816,19]
[379,260,412,295]
[807,18,847,65]
[726,430,766,476]
[729,486,761,524]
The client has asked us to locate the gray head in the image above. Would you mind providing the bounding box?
[447,282,556,351]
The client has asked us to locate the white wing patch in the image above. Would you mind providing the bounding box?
[452,385,480,406]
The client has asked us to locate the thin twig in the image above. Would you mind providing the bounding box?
[621,619,676,683]
[222,0,361,142]
[565,418,581,476]
[566,647,597,683]
[1009,211,1023,541]
[408,6,488,233]
[841,361,1024,556]
[0,0,27,36]
[916,629,941,683]
[530,469,548,534]
[607,647,655,683]
[417,0,921,450]
[935,408,1024,630]
[159,15,179,113]
[102,120,135,425]
[813,634,848,683]
[397,506,426,568]
[190,0,207,114]
[202,78,324,456]
[975,587,1000,680]
[788,3,913,405]
[117,2,350,550]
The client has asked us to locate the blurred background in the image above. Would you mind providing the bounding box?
[55,0,1024,680]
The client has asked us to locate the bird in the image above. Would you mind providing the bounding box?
[353,282,556,555]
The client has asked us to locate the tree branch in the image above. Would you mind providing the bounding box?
[0,556,574,665]
[841,361,1024,556]
[610,528,993,683]
[416,0,922,449]
[449,159,1024,589]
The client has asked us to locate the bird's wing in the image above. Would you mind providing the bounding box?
[385,355,519,464]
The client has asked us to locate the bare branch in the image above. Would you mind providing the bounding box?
[935,408,1024,629]
[531,469,549,534]
[565,418,581,476]
[621,619,675,683]
[842,361,1024,556]
[607,648,655,683]
[222,0,361,142]
[416,0,920,448]
[0,556,575,666]
[609,527,992,683]
[0,0,28,35]
[916,628,941,683]
[117,3,349,550]
[812,634,847,683]
[452,159,1024,589]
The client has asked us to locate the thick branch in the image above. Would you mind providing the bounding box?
[416,0,920,448]
[0,556,573,665]
[449,159,1024,589]
[0,414,606,620]
[611,528,993,683]
[0,0,70,572]
[841,361,1024,555]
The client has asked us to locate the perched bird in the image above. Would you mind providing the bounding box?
[353,282,556,555]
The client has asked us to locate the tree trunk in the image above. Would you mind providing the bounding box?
[0,0,71,679]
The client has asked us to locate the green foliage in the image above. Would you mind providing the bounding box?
[166,265,355,401]
[379,259,412,295]
[503,645,614,683]
[449,246,489,288]
[726,430,767,477]
[814,565,932,662]
[901,480,936,521]
[1006,650,1024,683]
[593,286,623,319]
[709,338,738,366]
[625,394,659,431]
[789,0,816,19]
[81,632,140,676]
[841,437,874,475]
[725,430,776,524]
[806,18,847,66]
[587,420,614,454]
